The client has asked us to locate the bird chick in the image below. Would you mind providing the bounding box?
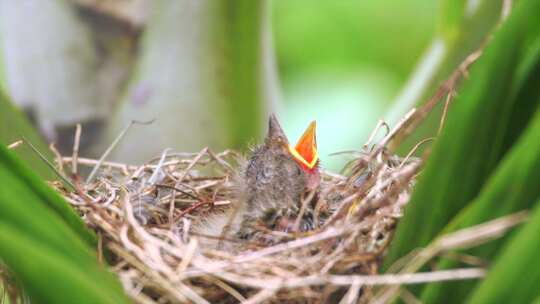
[238,114,320,241]
[192,114,321,249]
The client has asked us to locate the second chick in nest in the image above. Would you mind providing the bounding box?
[193,114,322,249]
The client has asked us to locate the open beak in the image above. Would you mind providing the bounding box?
[288,121,318,170]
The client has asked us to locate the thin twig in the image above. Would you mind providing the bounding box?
[374,211,529,302]
[155,184,200,201]
[87,119,154,183]
[339,282,361,304]
[7,140,23,149]
[22,137,75,190]
[293,189,317,232]
[371,109,416,159]
[49,142,65,176]
[72,124,82,176]
[217,268,485,290]
[62,156,133,174]
[233,227,345,263]
[398,137,434,169]
[364,119,390,149]
[242,288,277,304]
[437,91,453,135]
[148,148,170,185]
[390,49,483,149]
[399,288,422,304]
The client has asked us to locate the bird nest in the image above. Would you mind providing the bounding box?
[51,117,422,304]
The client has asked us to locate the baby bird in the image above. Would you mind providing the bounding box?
[193,114,320,249]
[239,114,320,240]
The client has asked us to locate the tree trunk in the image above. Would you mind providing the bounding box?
[100,0,278,163]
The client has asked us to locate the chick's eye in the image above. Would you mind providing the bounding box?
[256,166,272,183]
[295,164,303,176]
[262,166,272,177]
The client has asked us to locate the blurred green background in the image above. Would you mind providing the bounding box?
[0,0,438,171]
[274,1,436,170]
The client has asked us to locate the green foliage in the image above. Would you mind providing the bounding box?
[438,0,466,41]
[273,0,437,82]
[0,224,127,304]
[431,0,504,92]
[384,0,540,301]
[272,1,439,171]
[0,145,96,248]
[388,0,504,144]
[466,201,540,303]
[421,100,540,302]
[386,0,540,265]
[0,92,53,179]
[438,0,503,51]
[433,0,504,85]
[0,145,128,303]
[0,33,5,93]
[422,25,540,302]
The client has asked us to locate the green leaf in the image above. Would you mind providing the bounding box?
[385,0,540,269]
[0,144,128,302]
[387,0,503,125]
[499,34,540,151]
[466,200,540,304]
[444,0,503,44]
[0,91,53,179]
[0,224,128,304]
[421,98,540,302]
[0,145,96,248]
[437,0,467,42]
[419,6,540,301]
[437,0,504,78]
[0,163,93,264]
[0,32,6,92]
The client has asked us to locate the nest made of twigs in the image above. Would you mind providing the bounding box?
[51,120,421,304]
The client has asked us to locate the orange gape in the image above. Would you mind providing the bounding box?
[288,121,319,170]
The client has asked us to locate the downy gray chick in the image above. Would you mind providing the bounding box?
[192,114,321,250]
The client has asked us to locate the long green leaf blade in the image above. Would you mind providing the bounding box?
[0,91,53,179]
[419,17,540,301]
[421,103,540,302]
[385,0,540,268]
[0,224,128,304]
[0,145,96,247]
[0,145,128,302]
[0,159,95,263]
[466,201,540,304]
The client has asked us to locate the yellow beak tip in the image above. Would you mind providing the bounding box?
[289,120,319,169]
